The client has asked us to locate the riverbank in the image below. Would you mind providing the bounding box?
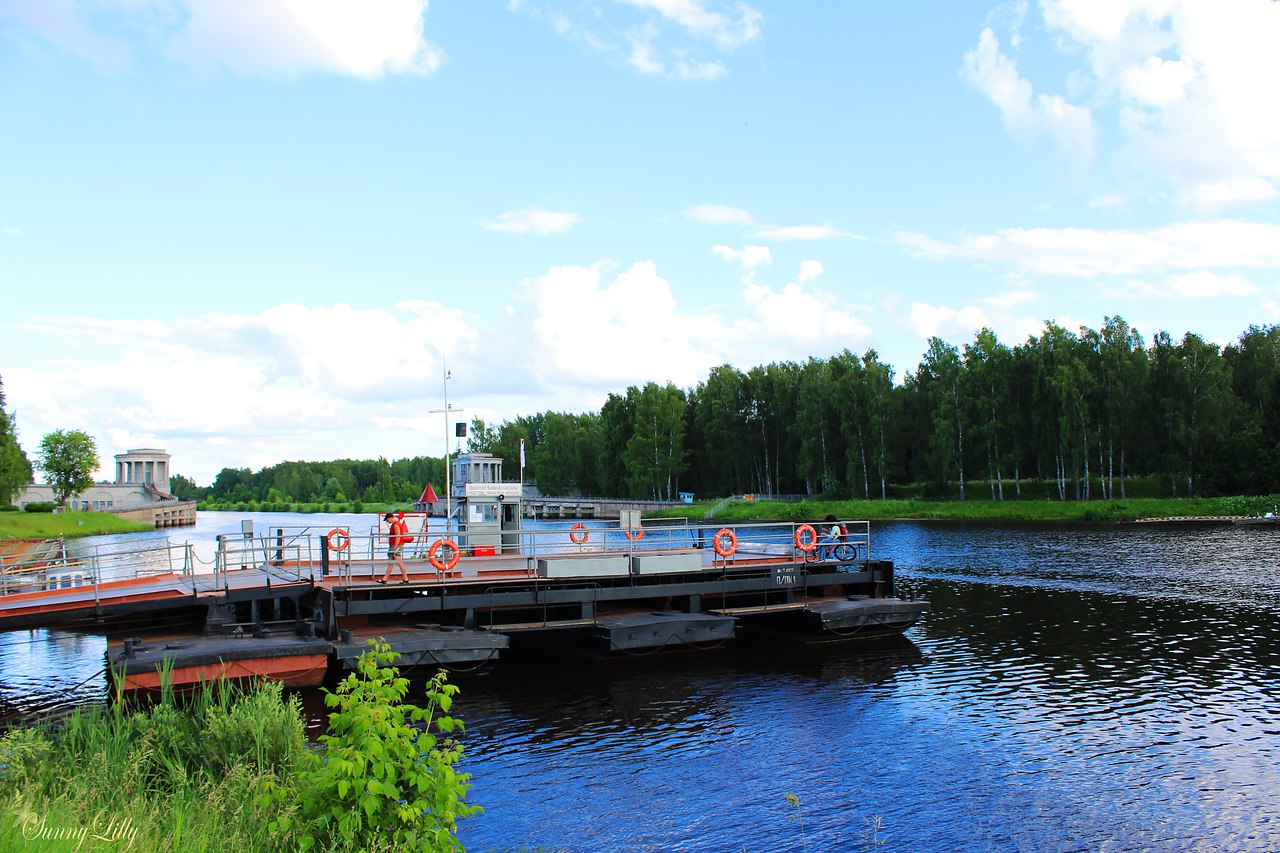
[653,494,1280,524]
[0,511,152,540]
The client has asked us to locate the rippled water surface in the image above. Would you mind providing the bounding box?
[3,518,1280,851]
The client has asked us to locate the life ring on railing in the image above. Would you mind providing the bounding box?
[713,528,737,558]
[326,528,350,552]
[569,523,589,544]
[428,538,461,572]
[624,528,645,541]
[794,524,818,553]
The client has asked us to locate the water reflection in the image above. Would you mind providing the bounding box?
[0,629,108,722]
[4,518,1280,849]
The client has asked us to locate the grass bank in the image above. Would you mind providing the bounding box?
[0,644,479,852]
[652,493,1280,524]
[0,511,152,540]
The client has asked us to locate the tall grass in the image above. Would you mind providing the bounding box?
[0,647,478,852]
[0,676,307,852]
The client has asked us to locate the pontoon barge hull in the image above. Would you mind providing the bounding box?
[6,516,927,690]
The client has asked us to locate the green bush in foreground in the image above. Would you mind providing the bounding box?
[267,640,479,852]
[0,643,477,852]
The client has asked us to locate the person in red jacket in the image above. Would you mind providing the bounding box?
[378,512,412,584]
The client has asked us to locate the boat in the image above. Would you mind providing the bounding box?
[13,453,927,690]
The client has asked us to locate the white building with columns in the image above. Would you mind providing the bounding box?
[18,448,175,510]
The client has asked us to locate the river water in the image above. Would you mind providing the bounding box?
[2,515,1279,851]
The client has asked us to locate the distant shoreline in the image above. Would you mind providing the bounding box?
[650,494,1280,525]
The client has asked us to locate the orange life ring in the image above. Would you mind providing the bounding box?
[713,528,737,558]
[569,523,589,544]
[326,528,350,552]
[794,524,818,553]
[624,528,645,541]
[428,538,461,572]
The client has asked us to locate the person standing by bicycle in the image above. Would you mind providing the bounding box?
[822,514,848,561]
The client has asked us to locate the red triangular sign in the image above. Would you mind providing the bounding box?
[420,483,440,503]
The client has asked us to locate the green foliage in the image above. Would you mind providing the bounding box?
[0,509,151,539]
[0,678,309,853]
[466,417,499,454]
[37,428,99,506]
[190,456,446,507]
[784,792,809,853]
[276,641,479,852]
[22,501,57,513]
[0,665,480,853]
[624,383,688,501]
[0,375,33,506]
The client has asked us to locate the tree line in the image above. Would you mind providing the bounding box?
[171,456,448,506]
[0,377,34,505]
[465,318,1280,502]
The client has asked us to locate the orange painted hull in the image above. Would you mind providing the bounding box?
[118,653,328,691]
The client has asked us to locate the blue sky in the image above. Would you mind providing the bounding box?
[3,0,1279,484]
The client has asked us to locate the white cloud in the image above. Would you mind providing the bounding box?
[1183,178,1277,211]
[626,26,666,76]
[741,282,869,344]
[482,207,581,235]
[1,226,24,237]
[517,0,758,80]
[169,0,445,77]
[753,224,859,241]
[1119,55,1195,108]
[3,0,445,78]
[1113,271,1258,300]
[712,244,771,269]
[624,23,728,80]
[618,0,762,50]
[684,204,754,225]
[961,27,1096,167]
[897,220,1280,278]
[6,256,884,480]
[521,258,874,388]
[906,301,1043,348]
[526,261,718,387]
[975,0,1280,209]
[797,260,823,282]
[8,302,481,481]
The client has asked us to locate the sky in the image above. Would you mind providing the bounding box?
[3,0,1280,485]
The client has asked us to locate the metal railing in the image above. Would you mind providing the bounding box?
[212,527,324,589]
[0,538,200,599]
[1,518,874,599]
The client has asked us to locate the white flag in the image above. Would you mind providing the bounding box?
[520,438,525,469]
